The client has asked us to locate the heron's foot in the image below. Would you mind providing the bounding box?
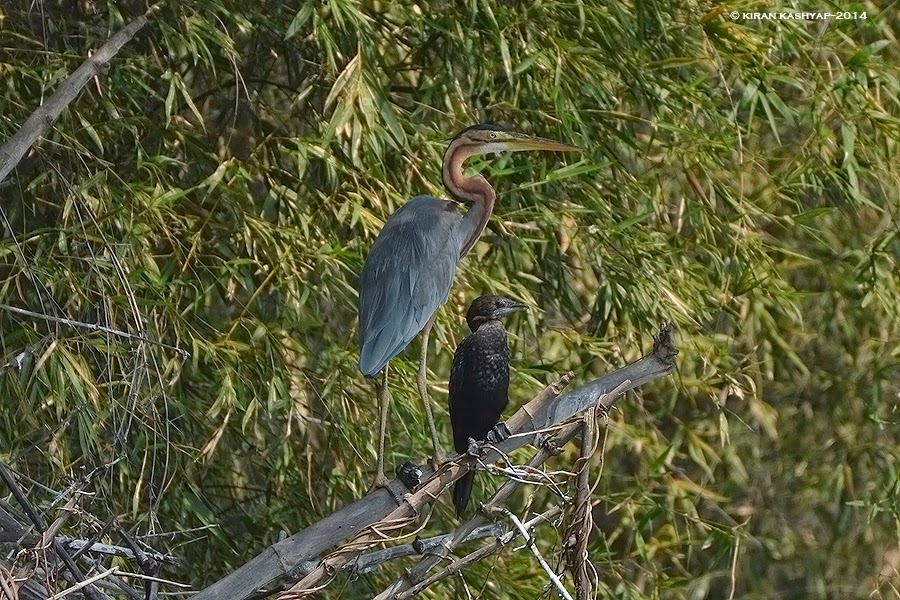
[486,422,511,445]
[395,461,424,491]
[369,469,406,505]
[369,469,390,493]
[428,448,447,470]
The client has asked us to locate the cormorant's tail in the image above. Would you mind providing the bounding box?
[453,471,475,517]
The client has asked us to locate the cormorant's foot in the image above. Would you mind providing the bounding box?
[412,536,426,554]
[486,422,511,445]
[536,433,564,456]
[395,461,423,491]
[465,437,482,458]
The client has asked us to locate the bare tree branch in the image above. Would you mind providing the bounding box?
[565,409,597,600]
[45,567,118,600]
[398,507,562,599]
[292,524,504,578]
[0,5,159,185]
[0,463,111,600]
[0,304,188,358]
[505,509,573,600]
[280,374,591,598]
[194,325,677,600]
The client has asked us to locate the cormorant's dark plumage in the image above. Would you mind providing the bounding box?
[449,295,528,515]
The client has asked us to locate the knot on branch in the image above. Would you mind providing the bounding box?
[538,434,565,456]
[411,537,426,554]
[395,462,424,491]
[652,324,678,362]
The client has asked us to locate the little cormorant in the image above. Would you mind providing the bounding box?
[448,295,528,515]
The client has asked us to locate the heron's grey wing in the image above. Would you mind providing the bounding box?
[358,196,464,376]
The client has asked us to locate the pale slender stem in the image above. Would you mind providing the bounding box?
[46,568,118,600]
[505,509,574,600]
[395,507,561,600]
[0,303,186,357]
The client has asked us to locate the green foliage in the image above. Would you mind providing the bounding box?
[1,0,898,598]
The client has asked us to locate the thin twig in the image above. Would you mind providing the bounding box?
[0,464,46,532]
[46,567,118,600]
[566,409,596,600]
[504,509,573,600]
[397,508,562,600]
[292,524,504,577]
[728,532,740,600]
[66,517,115,564]
[0,566,17,600]
[0,463,110,600]
[109,571,189,589]
[0,304,188,358]
[83,560,145,600]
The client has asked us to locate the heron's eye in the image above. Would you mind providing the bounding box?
[488,132,497,140]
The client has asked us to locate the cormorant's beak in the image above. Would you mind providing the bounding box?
[495,302,530,318]
[503,132,580,153]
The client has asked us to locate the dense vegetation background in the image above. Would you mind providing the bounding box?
[1,1,898,598]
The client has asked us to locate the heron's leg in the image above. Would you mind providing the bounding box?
[371,367,391,490]
[417,314,445,468]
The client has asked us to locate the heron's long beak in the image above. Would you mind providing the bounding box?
[504,132,580,153]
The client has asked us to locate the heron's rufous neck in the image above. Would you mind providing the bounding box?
[442,140,496,258]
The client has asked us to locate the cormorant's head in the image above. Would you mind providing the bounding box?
[465,295,529,332]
